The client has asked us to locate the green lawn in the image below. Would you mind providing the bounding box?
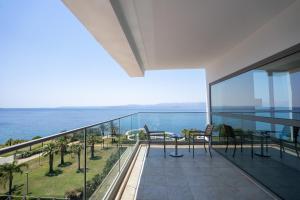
[0,144,119,198]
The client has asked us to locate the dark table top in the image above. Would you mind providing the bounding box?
[253,130,272,138]
[170,132,183,138]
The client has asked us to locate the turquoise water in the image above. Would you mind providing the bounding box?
[0,108,206,143]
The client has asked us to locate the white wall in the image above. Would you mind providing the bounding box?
[205,0,300,84]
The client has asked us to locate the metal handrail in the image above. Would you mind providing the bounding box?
[2,110,299,154]
[0,111,207,154]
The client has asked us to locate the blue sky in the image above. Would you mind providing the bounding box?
[0,0,206,108]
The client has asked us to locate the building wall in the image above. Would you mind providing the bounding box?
[205,0,300,85]
[205,0,300,118]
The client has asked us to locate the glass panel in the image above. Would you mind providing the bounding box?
[85,123,119,199]
[119,115,137,167]
[211,71,255,112]
[211,113,300,200]
[87,115,138,199]
[211,52,300,121]
[0,112,207,199]
[210,51,300,200]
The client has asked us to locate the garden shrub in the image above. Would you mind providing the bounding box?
[16,148,43,159]
[65,187,83,200]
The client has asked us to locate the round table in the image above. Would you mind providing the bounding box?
[253,131,271,157]
[169,133,184,157]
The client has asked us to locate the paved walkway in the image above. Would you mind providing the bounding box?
[0,155,14,164]
[17,153,41,164]
[0,153,42,165]
[135,146,278,200]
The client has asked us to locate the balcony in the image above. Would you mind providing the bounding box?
[0,112,300,200]
[127,146,274,200]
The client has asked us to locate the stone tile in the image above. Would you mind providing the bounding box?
[138,185,169,200]
[190,185,237,200]
[167,185,194,200]
[166,174,189,186]
[235,186,273,200]
[136,147,276,200]
[140,175,167,186]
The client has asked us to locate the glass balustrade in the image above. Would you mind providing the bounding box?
[3,111,299,199]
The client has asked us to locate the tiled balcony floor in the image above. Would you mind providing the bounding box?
[136,146,277,200]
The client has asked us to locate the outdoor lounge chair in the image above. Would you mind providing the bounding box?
[144,125,166,157]
[189,124,214,158]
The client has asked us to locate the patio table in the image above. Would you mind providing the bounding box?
[169,133,184,157]
[253,131,271,157]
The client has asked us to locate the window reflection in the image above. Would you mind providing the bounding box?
[211,52,300,120]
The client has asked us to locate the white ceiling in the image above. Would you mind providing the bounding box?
[114,0,295,70]
[63,0,296,76]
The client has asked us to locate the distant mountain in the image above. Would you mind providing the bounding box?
[57,102,206,111]
[131,102,206,111]
[0,102,206,111]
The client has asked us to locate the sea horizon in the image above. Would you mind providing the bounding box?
[0,103,206,144]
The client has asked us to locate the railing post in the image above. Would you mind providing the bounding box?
[131,115,133,131]
[118,119,121,173]
[83,128,87,200]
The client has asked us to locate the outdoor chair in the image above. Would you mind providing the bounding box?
[270,126,300,158]
[287,127,299,157]
[189,124,214,158]
[222,124,243,157]
[144,125,166,157]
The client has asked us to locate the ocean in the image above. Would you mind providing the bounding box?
[0,105,206,144]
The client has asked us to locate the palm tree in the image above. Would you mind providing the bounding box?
[181,129,190,141]
[110,121,119,144]
[42,143,57,174]
[5,138,13,146]
[56,137,68,166]
[99,123,108,136]
[70,143,83,171]
[87,134,99,159]
[0,161,28,194]
[138,130,146,140]
[99,124,107,148]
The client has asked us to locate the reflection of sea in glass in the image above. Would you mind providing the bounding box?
[211,114,296,142]
[211,52,300,127]
[137,113,206,133]
[255,121,271,132]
